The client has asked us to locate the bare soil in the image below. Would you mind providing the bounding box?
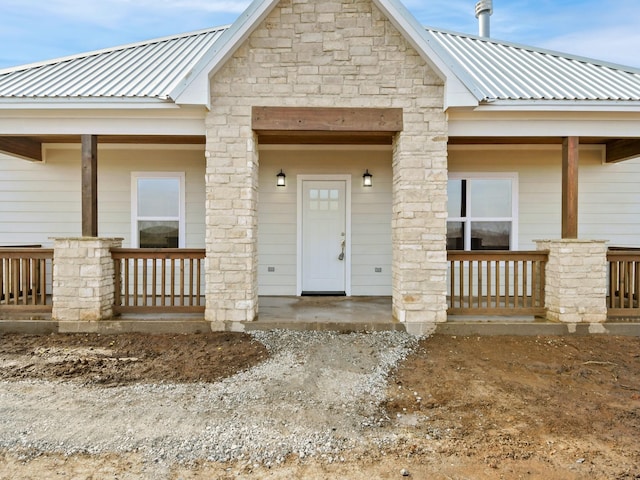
[1,332,639,479]
[0,332,268,386]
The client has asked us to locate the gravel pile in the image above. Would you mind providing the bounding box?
[0,330,418,468]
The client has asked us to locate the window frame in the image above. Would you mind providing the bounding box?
[447,172,519,251]
[131,172,186,248]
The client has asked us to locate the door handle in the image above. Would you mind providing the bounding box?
[338,240,345,261]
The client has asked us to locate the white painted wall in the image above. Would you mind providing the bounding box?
[0,146,205,247]
[449,145,640,249]
[258,147,393,296]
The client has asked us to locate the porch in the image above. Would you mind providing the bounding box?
[3,245,640,334]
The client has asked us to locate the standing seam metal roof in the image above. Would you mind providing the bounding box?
[0,27,228,100]
[1,23,640,104]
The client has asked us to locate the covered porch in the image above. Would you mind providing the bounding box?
[3,110,640,333]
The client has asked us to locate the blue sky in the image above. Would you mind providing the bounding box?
[1,0,639,69]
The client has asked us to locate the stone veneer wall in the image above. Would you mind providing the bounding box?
[51,238,122,322]
[205,0,448,324]
[535,239,608,323]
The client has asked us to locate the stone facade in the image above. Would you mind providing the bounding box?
[51,237,122,322]
[535,239,608,323]
[205,0,448,325]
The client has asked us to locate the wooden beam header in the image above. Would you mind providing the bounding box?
[252,107,403,133]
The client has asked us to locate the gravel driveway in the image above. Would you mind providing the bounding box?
[0,331,417,473]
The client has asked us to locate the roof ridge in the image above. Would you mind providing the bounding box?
[0,25,231,76]
[424,25,640,75]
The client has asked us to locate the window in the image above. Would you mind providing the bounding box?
[447,174,517,250]
[131,172,185,248]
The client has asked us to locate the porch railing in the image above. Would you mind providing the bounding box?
[447,250,548,316]
[607,248,640,317]
[112,248,205,314]
[0,246,53,313]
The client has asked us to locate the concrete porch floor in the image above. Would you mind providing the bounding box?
[243,296,402,332]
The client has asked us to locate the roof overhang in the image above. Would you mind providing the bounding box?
[0,106,207,136]
[448,109,640,138]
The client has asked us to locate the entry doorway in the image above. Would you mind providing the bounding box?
[297,175,351,295]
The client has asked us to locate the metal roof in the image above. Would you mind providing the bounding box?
[0,27,228,100]
[424,28,640,103]
[1,18,640,106]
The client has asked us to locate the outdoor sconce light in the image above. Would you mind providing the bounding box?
[362,169,373,187]
[276,169,286,187]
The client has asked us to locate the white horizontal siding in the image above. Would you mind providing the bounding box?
[258,147,392,296]
[0,147,205,247]
[0,151,80,245]
[449,146,640,249]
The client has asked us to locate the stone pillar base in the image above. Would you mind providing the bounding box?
[535,239,608,323]
[51,237,122,322]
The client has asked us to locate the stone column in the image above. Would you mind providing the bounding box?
[204,110,259,328]
[391,118,449,331]
[52,237,122,324]
[535,239,608,323]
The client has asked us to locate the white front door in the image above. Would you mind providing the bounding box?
[300,179,348,295]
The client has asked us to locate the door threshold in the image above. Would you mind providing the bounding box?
[301,291,346,296]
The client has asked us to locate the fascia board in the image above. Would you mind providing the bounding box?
[449,117,640,138]
[171,0,281,107]
[373,0,480,109]
[474,100,640,113]
[0,99,184,110]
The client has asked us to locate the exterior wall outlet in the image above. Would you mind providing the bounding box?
[375,267,382,273]
[268,267,275,272]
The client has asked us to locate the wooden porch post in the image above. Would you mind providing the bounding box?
[562,136,579,239]
[81,134,98,237]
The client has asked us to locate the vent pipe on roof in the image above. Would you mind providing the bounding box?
[475,0,493,38]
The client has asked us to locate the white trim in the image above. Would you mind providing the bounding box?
[131,172,186,248]
[475,101,640,112]
[0,99,179,108]
[448,172,519,250]
[296,174,352,296]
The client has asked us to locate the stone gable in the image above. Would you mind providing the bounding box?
[210,0,444,109]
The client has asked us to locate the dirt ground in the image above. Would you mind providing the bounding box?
[1,332,639,479]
